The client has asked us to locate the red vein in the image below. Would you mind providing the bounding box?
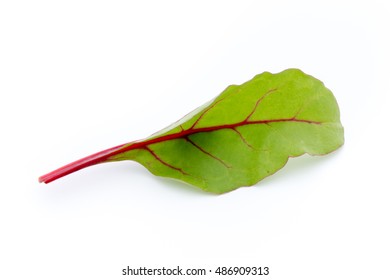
[231,128,254,149]
[190,98,226,129]
[143,146,187,175]
[184,136,231,168]
[117,118,321,156]
[245,88,278,121]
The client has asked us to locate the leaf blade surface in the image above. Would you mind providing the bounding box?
[107,68,344,193]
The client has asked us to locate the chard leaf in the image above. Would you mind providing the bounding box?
[39,69,344,193]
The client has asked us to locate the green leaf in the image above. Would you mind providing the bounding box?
[39,69,344,194]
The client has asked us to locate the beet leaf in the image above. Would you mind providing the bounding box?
[39,69,344,193]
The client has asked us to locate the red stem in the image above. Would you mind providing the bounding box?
[39,143,127,183]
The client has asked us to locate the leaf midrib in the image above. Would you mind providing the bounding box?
[38,117,323,183]
[111,117,322,159]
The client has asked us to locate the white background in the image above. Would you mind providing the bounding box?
[1,0,389,279]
